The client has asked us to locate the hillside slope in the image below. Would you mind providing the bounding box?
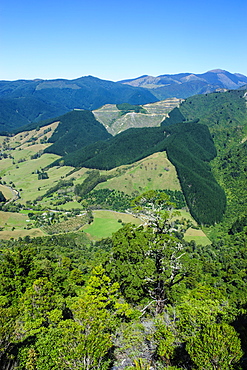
[167,88,247,232]
[93,98,183,135]
[0,76,157,132]
[49,120,224,225]
[42,110,112,156]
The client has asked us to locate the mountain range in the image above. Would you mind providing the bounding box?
[119,69,247,100]
[0,76,157,132]
[1,69,247,133]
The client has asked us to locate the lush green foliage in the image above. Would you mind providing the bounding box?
[163,122,226,225]
[55,126,166,169]
[81,188,133,212]
[161,107,185,125]
[116,103,147,115]
[74,170,109,197]
[0,190,247,369]
[0,77,157,132]
[56,121,224,225]
[43,110,112,156]
[177,89,247,233]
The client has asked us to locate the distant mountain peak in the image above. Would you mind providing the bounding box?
[119,70,247,100]
[208,69,226,73]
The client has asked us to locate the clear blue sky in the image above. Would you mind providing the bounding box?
[1,0,247,81]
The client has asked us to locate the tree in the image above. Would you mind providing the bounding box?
[106,191,189,314]
[186,322,243,369]
[130,190,181,234]
[18,266,133,370]
[0,191,6,203]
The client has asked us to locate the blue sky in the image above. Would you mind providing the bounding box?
[1,0,247,81]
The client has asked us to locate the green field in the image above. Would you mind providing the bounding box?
[82,208,210,244]
[95,152,180,195]
[83,210,141,239]
[0,210,45,240]
[184,228,211,246]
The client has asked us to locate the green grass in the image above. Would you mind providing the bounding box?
[96,152,180,195]
[83,210,141,239]
[52,201,83,210]
[1,154,74,203]
[0,210,45,240]
[184,229,211,246]
[174,209,211,245]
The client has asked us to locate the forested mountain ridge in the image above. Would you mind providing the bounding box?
[1,87,243,228]
[43,88,246,229]
[1,69,247,133]
[120,69,247,100]
[0,76,157,132]
[43,110,112,156]
[176,89,247,235]
[48,120,225,226]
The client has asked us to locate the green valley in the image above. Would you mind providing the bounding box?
[0,83,247,370]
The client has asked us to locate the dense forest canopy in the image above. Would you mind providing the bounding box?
[0,191,246,369]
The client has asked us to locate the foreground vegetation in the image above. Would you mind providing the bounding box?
[0,191,246,369]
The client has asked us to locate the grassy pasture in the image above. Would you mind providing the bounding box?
[0,210,28,228]
[53,201,83,210]
[1,155,74,203]
[0,228,45,240]
[82,208,210,245]
[184,228,211,245]
[96,152,180,195]
[83,210,141,240]
[0,185,13,200]
[176,209,211,245]
[0,210,45,240]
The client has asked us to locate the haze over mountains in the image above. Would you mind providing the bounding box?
[0,69,246,132]
[119,69,247,100]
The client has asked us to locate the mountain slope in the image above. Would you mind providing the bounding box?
[49,120,224,225]
[0,76,157,132]
[165,88,247,232]
[120,69,247,100]
[40,110,112,156]
[93,98,183,135]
